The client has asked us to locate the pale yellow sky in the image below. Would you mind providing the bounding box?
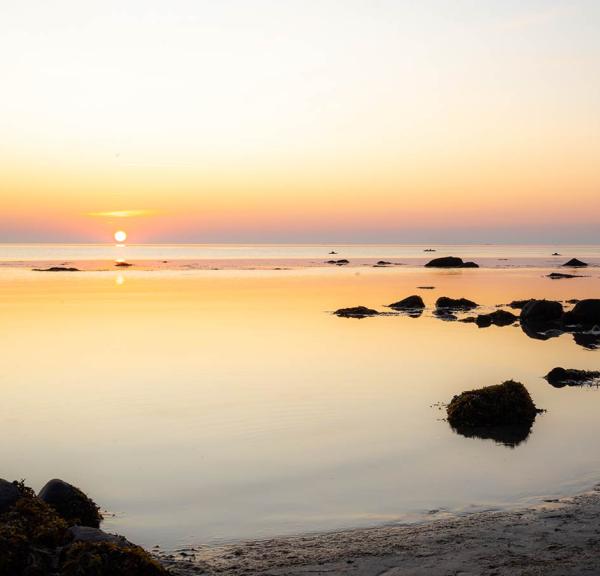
[1,1,599,242]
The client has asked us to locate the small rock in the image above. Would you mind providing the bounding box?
[545,367,600,388]
[33,267,80,272]
[547,272,581,279]
[475,310,519,328]
[425,256,479,268]
[562,258,588,267]
[69,526,133,546]
[334,306,379,318]
[387,295,425,310]
[436,297,478,311]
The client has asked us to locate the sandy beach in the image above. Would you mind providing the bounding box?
[161,485,600,575]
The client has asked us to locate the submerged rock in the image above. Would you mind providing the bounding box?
[334,306,379,318]
[475,310,518,328]
[33,267,80,272]
[563,299,600,327]
[39,479,102,528]
[547,272,582,279]
[425,256,479,268]
[447,380,541,430]
[326,259,349,266]
[387,295,425,310]
[562,258,588,267]
[436,297,478,311]
[545,367,600,388]
[520,299,563,323]
[69,526,133,547]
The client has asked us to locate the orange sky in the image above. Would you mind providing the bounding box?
[1,1,599,243]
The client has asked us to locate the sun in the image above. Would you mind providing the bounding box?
[114,230,127,243]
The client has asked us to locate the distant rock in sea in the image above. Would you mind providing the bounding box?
[425,256,479,268]
[387,295,425,310]
[334,306,379,318]
[547,272,583,279]
[562,258,588,267]
[436,296,478,311]
[475,309,518,328]
[545,367,600,388]
[33,266,80,272]
[115,262,133,267]
[326,259,349,266]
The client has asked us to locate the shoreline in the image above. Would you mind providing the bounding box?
[159,485,600,575]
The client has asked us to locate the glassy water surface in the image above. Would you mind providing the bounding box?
[0,244,599,549]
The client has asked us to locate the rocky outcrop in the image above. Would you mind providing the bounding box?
[562,299,600,327]
[520,299,563,323]
[436,297,478,311]
[334,306,379,318]
[425,257,479,268]
[545,367,600,388]
[447,381,541,429]
[387,295,425,310]
[562,258,588,267]
[38,479,102,528]
[475,310,519,328]
[0,479,168,576]
[0,479,21,514]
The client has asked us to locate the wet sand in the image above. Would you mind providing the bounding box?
[160,486,600,575]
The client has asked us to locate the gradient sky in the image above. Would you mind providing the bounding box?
[1,0,599,243]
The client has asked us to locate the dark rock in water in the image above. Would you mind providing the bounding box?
[418,286,435,290]
[33,266,80,272]
[520,299,563,322]
[545,367,600,388]
[115,262,133,267]
[447,380,541,430]
[39,479,102,528]
[0,479,21,513]
[547,272,582,279]
[562,299,600,327]
[475,309,518,328]
[387,295,425,310]
[328,251,337,254]
[562,258,588,267]
[334,306,379,318]
[566,299,580,304]
[508,299,532,310]
[326,259,349,265]
[424,248,436,252]
[436,296,478,311]
[376,260,392,265]
[60,542,168,576]
[425,256,479,268]
[552,252,561,256]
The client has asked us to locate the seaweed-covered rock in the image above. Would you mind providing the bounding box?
[0,479,21,514]
[69,526,133,547]
[39,479,102,528]
[562,258,588,267]
[334,306,379,318]
[545,367,600,388]
[447,381,540,429]
[436,297,478,311]
[0,482,71,575]
[59,542,168,576]
[562,299,600,327]
[425,256,479,268]
[475,310,518,328]
[387,295,425,310]
[520,299,563,323]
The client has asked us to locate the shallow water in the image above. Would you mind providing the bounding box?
[0,245,599,549]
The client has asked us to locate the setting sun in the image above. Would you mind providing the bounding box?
[114,230,127,243]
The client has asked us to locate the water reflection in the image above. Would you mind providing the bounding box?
[449,422,534,448]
